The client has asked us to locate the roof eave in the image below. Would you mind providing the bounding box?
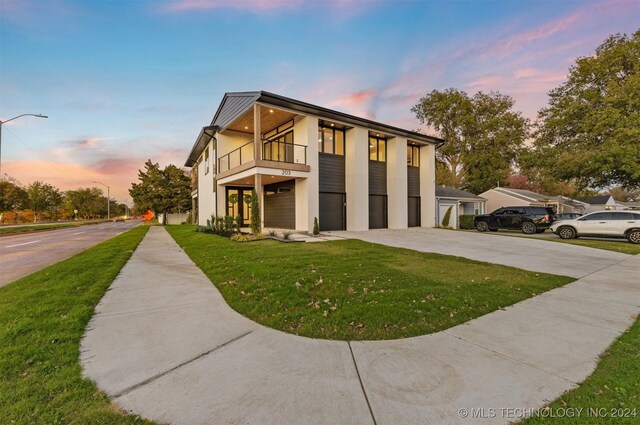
[185,125,217,167]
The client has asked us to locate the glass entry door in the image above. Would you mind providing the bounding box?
[226,187,253,226]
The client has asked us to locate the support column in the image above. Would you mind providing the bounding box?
[293,116,318,233]
[387,137,408,229]
[254,104,261,161]
[420,144,436,227]
[345,126,369,231]
[254,174,263,231]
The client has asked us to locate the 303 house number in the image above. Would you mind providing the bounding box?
[281,170,291,175]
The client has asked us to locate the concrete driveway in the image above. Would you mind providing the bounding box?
[331,228,629,278]
[80,227,639,425]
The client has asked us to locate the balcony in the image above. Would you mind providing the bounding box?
[217,140,309,178]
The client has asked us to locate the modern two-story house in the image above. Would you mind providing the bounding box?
[185,91,443,233]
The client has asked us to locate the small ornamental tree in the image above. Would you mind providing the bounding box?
[442,206,453,228]
[313,217,320,235]
[249,190,261,234]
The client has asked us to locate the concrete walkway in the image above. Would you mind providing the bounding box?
[81,227,639,425]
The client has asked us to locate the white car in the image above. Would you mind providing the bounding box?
[550,211,640,244]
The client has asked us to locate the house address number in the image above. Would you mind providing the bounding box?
[282,170,291,175]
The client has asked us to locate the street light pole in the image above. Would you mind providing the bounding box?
[92,181,110,220]
[0,114,48,176]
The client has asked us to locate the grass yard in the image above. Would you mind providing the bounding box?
[167,225,574,340]
[524,316,640,424]
[0,226,152,424]
[551,238,640,255]
[0,220,109,236]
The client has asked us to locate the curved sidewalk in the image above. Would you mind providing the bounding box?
[80,227,640,425]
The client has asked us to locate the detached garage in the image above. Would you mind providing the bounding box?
[435,186,486,229]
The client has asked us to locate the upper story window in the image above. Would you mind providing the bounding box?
[204,147,210,174]
[263,119,294,140]
[318,124,345,155]
[407,145,420,167]
[369,135,386,162]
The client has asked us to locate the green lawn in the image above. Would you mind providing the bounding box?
[524,316,640,424]
[0,226,153,424]
[552,238,640,255]
[167,225,574,340]
[0,220,109,236]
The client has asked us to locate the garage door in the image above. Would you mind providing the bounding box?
[369,195,388,229]
[264,182,295,229]
[319,192,345,231]
[408,196,421,227]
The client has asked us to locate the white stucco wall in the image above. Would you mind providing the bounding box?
[387,137,408,229]
[345,126,369,231]
[419,144,436,227]
[293,115,319,232]
[197,139,217,226]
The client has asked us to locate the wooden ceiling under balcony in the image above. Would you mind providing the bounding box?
[226,106,296,135]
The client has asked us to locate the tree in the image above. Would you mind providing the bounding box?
[64,187,105,219]
[129,160,191,225]
[0,177,28,212]
[412,88,528,193]
[27,181,62,222]
[530,30,640,190]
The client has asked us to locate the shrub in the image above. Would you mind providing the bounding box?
[442,206,453,228]
[313,217,320,235]
[267,229,277,237]
[250,190,261,234]
[459,214,476,229]
[282,230,293,240]
[234,215,242,233]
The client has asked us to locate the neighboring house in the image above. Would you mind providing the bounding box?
[618,201,640,210]
[435,186,486,229]
[185,91,443,233]
[480,187,588,214]
[574,195,619,213]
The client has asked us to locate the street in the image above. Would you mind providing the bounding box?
[0,221,141,287]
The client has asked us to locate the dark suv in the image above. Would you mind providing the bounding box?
[474,206,556,234]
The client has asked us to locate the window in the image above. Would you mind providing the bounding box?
[369,136,387,162]
[264,120,294,162]
[263,119,293,139]
[318,125,345,156]
[582,212,609,220]
[407,145,420,167]
[204,147,210,174]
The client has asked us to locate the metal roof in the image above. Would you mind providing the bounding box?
[574,195,613,205]
[185,90,444,167]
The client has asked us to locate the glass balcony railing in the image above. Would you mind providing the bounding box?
[218,140,308,174]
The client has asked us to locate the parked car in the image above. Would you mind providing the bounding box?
[557,213,582,220]
[550,211,640,244]
[474,206,556,234]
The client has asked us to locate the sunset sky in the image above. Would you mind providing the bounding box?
[1,0,638,202]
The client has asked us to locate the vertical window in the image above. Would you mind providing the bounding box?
[318,124,345,155]
[323,127,334,154]
[335,130,344,155]
[407,145,419,167]
[369,135,387,162]
[204,147,210,174]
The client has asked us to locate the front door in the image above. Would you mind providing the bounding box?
[226,187,253,226]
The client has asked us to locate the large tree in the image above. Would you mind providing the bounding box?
[0,177,28,212]
[530,30,640,189]
[64,187,106,219]
[129,160,191,224]
[412,88,528,193]
[27,181,63,222]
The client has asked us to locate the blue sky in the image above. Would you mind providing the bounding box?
[1,0,638,201]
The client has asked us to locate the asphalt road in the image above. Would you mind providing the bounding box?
[0,220,141,287]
